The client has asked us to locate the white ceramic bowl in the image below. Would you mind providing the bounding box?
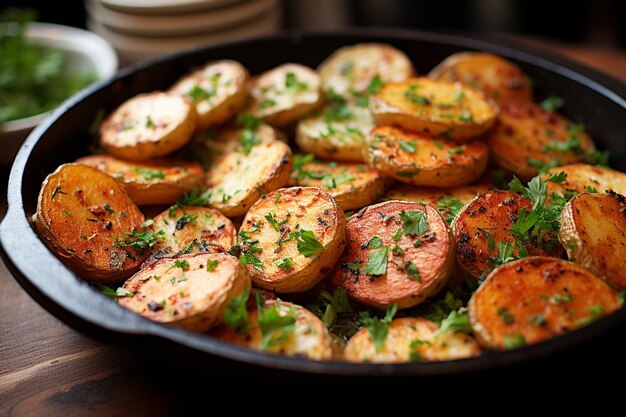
[0,23,118,167]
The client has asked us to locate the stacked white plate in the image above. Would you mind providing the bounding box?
[86,0,282,64]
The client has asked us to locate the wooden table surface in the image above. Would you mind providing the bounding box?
[2,37,626,415]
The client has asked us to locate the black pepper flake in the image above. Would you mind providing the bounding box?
[147,302,164,312]
[515,266,523,272]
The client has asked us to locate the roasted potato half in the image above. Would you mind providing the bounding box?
[452,190,562,280]
[317,43,415,99]
[289,158,387,211]
[238,187,346,293]
[205,140,292,217]
[330,201,454,310]
[345,317,481,363]
[249,63,323,127]
[168,60,249,130]
[469,257,621,350]
[295,103,374,162]
[486,101,595,181]
[542,163,626,198]
[100,92,197,161]
[148,206,237,262]
[369,78,499,140]
[76,155,204,206]
[429,52,533,103]
[118,253,250,332]
[560,192,626,289]
[213,300,337,360]
[364,126,488,187]
[34,163,147,283]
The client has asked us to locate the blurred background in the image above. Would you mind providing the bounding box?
[7,0,626,65]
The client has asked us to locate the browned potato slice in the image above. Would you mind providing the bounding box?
[345,317,481,363]
[364,125,488,187]
[178,121,284,169]
[486,101,596,181]
[560,192,626,289]
[238,187,345,293]
[317,43,415,99]
[169,60,249,130]
[118,253,250,332]
[76,154,203,206]
[100,92,197,161]
[452,190,562,280]
[369,78,499,140]
[249,63,323,127]
[205,141,292,217]
[148,206,236,262]
[295,104,374,162]
[429,52,533,103]
[329,201,454,309]
[542,163,626,198]
[469,257,621,350]
[34,163,147,283]
[289,158,387,211]
[213,300,336,360]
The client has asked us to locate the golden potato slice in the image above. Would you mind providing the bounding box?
[295,103,374,162]
[344,317,481,363]
[118,253,250,332]
[469,257,621,350]
[317,43,415,98]
[100,92,197,161]
[329,201,454,309]
[169,60,249,130]
[289,158,387,211]
[364,125,488,187]
[34,163,147,283]
[249,63,322,127]
[429,52,533,103]
[452,190,562,280]
[384,180,495,223]
[76,154,204,206]
[560,192,626,289]
[369,78,499,140]
[238,187,346,293]
[205,141,292,217]
[148,206,236,262]
[213,300,336,360]
[542,163,626,198]
[486,101,596,181]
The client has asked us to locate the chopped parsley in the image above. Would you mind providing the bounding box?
[296,230,323,257]
[265,212,287,233]
[285,71,308,90]
[366,236,382,249]
[114,229,164,251]
[257,299,297,350]
[404,84,430,105]
[399,140,417,153]
[62,209,72,216]
[166,259,190,272]
[361,245,389,276]
[437,197,464,224]
[187,85,214,102]
[205,259,218,272]
[145,114,155,129]
[435,310,470,336]
[359,304,397,352]
[134,167,165,180]
[540,95,565,112]
[224,289,250,336]
[497,307,515,324]
[103,204,114,214]
[51,187,67,199]
[409,339,430,361]
[275,257,294,270]
[503,334,527,350]
[407,263,421,281]
[95,284,134,299]
[239,252,263,271]
[400,210,429,237]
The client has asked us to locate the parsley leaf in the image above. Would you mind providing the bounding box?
[224,288,249,336]
[399,140,417,153]
[361,245,389,276]
[239,252,263,271]
[205,259,218,271]
[285,71,308,90]
[540,95,565,111]
[547,171,567,183]
[275,257,294,270]
[400,210,429,236]
[437,197,464,224]
[366,236,382,249]
[296,230,323,257]
[257,301,297,350]
[114,229,164,251]
[166,259,190,272]
[359,304,397,352]
[435,310,470,336]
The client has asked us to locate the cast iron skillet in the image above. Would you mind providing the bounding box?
[1,29,625,377]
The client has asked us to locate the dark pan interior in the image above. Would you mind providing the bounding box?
[2,29,626,377]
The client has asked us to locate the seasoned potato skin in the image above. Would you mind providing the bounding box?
[289,159,387,211]
[205,140,293,217]
[239,187,346,293]
[295,104,374,162]
[168,60,249,130]
[369,78,499,140]
[249,63,323,127]
[119,253,250,332]
[317,43,415,98]
[469,257,621,350]
[542,163,626,198]
[429,52,532,103]
[384,180,494,206]
[452,190,562,280]
[148,206,236,262]
[560,192,626,289]
[330,201,454,309]
[100,92,197,161]
[76,155,204,206]
[486,101,595,181]
[34,163,146,283]
[364,125,488,187]
[213,300,337,360]
[345,317,481,363]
